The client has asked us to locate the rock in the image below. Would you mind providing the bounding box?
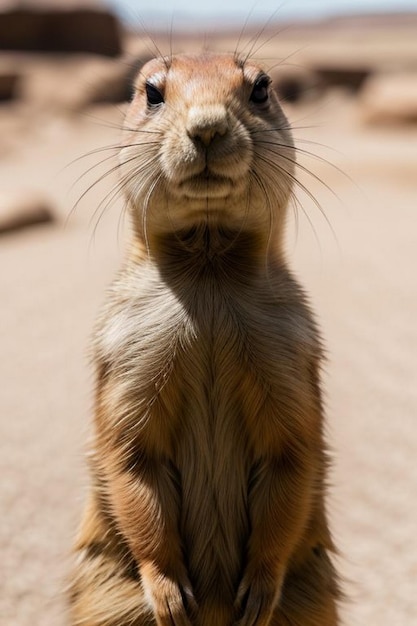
[269,64,372,103]
[360,73,417,125]
[0,1,122,57]
[313,65,371,93]
[269,66,320,103]
[19,55,135,111]
[0,71,19,100]
[76,56,136,104]
[0,56,20,100]
[0,191,55,235]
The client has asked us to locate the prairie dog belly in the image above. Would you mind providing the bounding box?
[98,267,271,609]
[96,267,252,596]
[174,351,251,607]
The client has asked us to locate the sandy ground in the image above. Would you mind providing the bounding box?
[1,55,417,626]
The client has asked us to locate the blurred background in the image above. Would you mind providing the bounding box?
[1,1,417,625]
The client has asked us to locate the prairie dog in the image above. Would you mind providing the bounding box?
[69,53,340,626]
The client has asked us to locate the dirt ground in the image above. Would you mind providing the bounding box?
[1,27,417,626]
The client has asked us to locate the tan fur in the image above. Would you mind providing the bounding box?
[69,52,340,625]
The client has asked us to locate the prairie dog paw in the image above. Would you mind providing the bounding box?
[234,570,282,626]
[141,566,197,626]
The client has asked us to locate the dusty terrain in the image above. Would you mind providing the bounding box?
[1,16,417,626]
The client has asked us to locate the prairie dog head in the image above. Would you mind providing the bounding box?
[121,53,295,248]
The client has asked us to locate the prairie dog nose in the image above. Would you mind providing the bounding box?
[186,105,228,146]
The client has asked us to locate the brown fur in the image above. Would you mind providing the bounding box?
[69,52,340,625]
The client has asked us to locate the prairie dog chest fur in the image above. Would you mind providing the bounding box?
[70,51,339,626]
[94,239,319,605]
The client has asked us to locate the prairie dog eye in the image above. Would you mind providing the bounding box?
[250,75,270,105]
[146,82,164,106]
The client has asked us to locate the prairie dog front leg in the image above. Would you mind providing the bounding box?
[104,448,196,626]
[235,446,315,626]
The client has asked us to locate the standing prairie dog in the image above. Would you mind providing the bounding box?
[69,52,340,626]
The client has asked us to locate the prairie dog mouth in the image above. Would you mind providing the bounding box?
[177,170,236,199]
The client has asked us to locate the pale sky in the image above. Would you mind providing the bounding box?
[108,0,417,25]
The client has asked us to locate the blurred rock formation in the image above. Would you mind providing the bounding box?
[0,0,122,56]
[360,73,417,125]
[0,190,54,235]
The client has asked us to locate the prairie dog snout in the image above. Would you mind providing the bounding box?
[186,104,229,144]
